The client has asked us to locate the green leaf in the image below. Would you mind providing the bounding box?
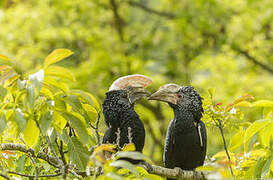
[45,65,76,81]
[110,160,139,176]
[115,151,152,163]
[23,119,39,147]
[26,84,35,110]
[16,155,26,172]
[82,104,97,122]
[253,100,273,107]
[40,111,53,134]
[261,156,273,179]
[0,85,7,100]
[72,90,100,110]
[259,122,273,148]
[229,128,245,151]
[65,95,83,114]
[0,111,6,133]
[67,136,89,171]
[244,119,271,152]
[208,88,215,99]
[44,49,73,69]
[14,108,26,132]
[52,112,67,132]
[254,158,267,178]
[43,77,69,93]
[28,69,44,92]
[62,112,89,144]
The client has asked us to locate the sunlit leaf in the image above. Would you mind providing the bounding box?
[23,119,39,147]
[235,101,252,107]
[82,104,97,122]
[14,108,26,132]
[244,119,271,152]
[0,111,6,133]
[259,122,273,148]
[40,111,53,134]
[110,160,138,176]
[52,112,67,132]
[261,156,273,178]
[16,155,26,172]
[44,49,73,69]
[45,65,76,81]
[208,88,215,99]
[115,151,152,163]
[252,100,273,107]
[122,143,136,152]
[229,128,245,151]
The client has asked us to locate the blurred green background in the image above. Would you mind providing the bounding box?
[0,0,272,167]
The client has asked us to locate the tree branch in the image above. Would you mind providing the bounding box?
[0,173,10,180]
[89,111,101,145]
[7,171,62,178]
[1,143,59,168]
[234,48,273,74]
[110,0,125,41]
[127,0,176,19]
[143,164,207,180]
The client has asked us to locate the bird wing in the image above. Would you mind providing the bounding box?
[164,119,175,168]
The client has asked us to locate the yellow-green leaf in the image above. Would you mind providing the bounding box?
[229,128,245,151]
[122,143,136,152]
[235,101,252,107]
[244,119,271,152]
[23,119,39,147]
[208,88,215,99]
[259,122,273,148]
[45,65,76,81]
[90,94,100,111]
[52,112,67,132]
[82,104,97,122]
[44,49,73,69]
[253,100,273,107]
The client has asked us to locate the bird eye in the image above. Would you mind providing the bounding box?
[177,94,183,98]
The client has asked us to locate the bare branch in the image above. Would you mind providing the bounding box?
[1,143,59,167]
[127,0,176,19]
[143,164,207,180]
[234,48,273,74]
[89,111,101,145]
[0,173,10,180]
[7,171,62,178]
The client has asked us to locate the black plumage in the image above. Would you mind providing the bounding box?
[102,90,145,152]
[149,85,207,179]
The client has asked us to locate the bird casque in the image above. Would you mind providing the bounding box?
[102,75,152,153]
[149,84,207,178]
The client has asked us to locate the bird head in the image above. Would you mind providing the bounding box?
[148,84,203,112]
[106,74,152,105]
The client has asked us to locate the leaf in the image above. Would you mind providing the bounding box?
[110,160,138,176]
[253,100,273,107]
[43,77,69,93]
[40,87,54,99]
[52,112,67,132]
[259,122,273,148]
[90,94,101,111]
[16,155,26,172]
[115,151,152,163]
[45,65,76,81]
[0,54,12,61]
[82,104,97,122]
[254,158,266,178]
[14,108,26,132]
[261,156,273,179]
[67,137,89,171]
[40,111,53,134]
[0,111,6,133]
[208,88,215,99]
[122,143,136,152]
[235,101,252,107]
[23,119,39,147]
[28,69,44,92]
[244,119,271,152]
[65,95,83,114]
[229,128,245,151]
[44,49,73,69]
[62,112,89,144]
[26,84,35,110]
[0,85,7,100]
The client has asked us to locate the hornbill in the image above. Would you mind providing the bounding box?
[149,84,206,179]
[102,74,152,153]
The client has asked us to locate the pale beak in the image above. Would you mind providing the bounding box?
[128,87,151,104]
[148,89,178,105]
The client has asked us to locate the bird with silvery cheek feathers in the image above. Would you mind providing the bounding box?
[102,74,152,163]
[148,84,207,180]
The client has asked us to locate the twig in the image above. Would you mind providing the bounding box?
[233,48,273,74]
[217,119,234,177]
[89,111,101,145]
[7,171,62,178]
[0,173,10,180]
[127,0,176,19]
[143,164,206,180]
[55,139,67,179]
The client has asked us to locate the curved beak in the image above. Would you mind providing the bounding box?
[128,87,151,104]
[148,89,177,105]
[148,84,182,105]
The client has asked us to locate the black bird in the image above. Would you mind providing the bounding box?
[149,84,206,178]
[102,74,152,153]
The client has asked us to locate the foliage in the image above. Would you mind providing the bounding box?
[0,0,272,179]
